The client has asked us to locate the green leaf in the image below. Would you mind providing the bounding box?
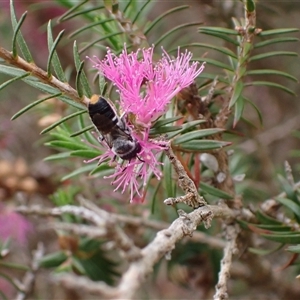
[0,261,29,271]
[0,272,22,292]
[261,230,300,235]
[73,245,118,284]
[98,72,107,96]
[64,4,105,21]
[249,245,283,256]
[245,0,255,12]
[47,26,65,78]
[180,120,207,132]
[69,18,115,38]
[199,182,233,199]
[0,72,30,92]
[152,116,183,128]
[89,164,113,176]
[256,224,292,231]
[193,57,233,71]
[244,97,263,126]
[258,28,299,37]
[47,20,67,81]
[198,73,229,84]
[150,125,181,136]
[167,120,207,139]
[132,0,151,24]
[261,233,300,244]
[246,69,298,82]
[61,164,97,181]
[58,0,88,20]
[71,257,86,275]
[254,37,299,49]
[40,110,87,134]
[144,5,189,35]
[79,31,123,54]
[164,155,174,198]
[70,125,94,137]
[10,0,33,62]
[175,140,231,151]
[73,41,92,97]
[39,251,68,268]
[233,96,245,127]
[176,43,237,58]
[173,128,224,145]
[44,152,71,161]
[58,0,99,22]
[49,130,74,142]
[23,79,85,110]
[75,61,85,98]
[45,141,88,151]
[199,27,238,35]
[245,81,296,96]
[229,80,244,108]
[70,149,100,159]
[256,209,282,225]
[276,197,300,219]
[250,51,298,62]
[11,11,27,58]
[11,92,62,120]
[277,174,298,201]
[198,28,239,46]
[286,245,300,253]
[153,22,203,46]
[0,65,27,77]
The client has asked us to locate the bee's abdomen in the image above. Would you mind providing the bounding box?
[88,96,118,134]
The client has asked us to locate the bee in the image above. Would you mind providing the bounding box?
[88,95,142,161]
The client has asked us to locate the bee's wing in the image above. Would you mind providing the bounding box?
[110,126,132,140]
[101,126,131,149]
[100,133,113,148]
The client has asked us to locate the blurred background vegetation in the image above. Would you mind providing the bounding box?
[0,1,300,299]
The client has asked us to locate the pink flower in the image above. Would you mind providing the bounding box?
[0,204,33,246]
[87,46,205,202]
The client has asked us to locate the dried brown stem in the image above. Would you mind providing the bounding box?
[164,145,206,208]
[0,46,89,105]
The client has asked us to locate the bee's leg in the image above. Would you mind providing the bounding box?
[137,155,145,163]
[97,135,105,142]
[118,113,132,134]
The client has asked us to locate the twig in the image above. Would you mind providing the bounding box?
[214,224,240,300]
[0,46,89,105]
[164,145,206,208]
[16,201,229,249]
[56,205,226,299]
[39,204,226,249]
[15,243,45,300]
[16,203,235,298]
[77,197,143,260]
[16,204,141,261]
[43,222,107,238]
